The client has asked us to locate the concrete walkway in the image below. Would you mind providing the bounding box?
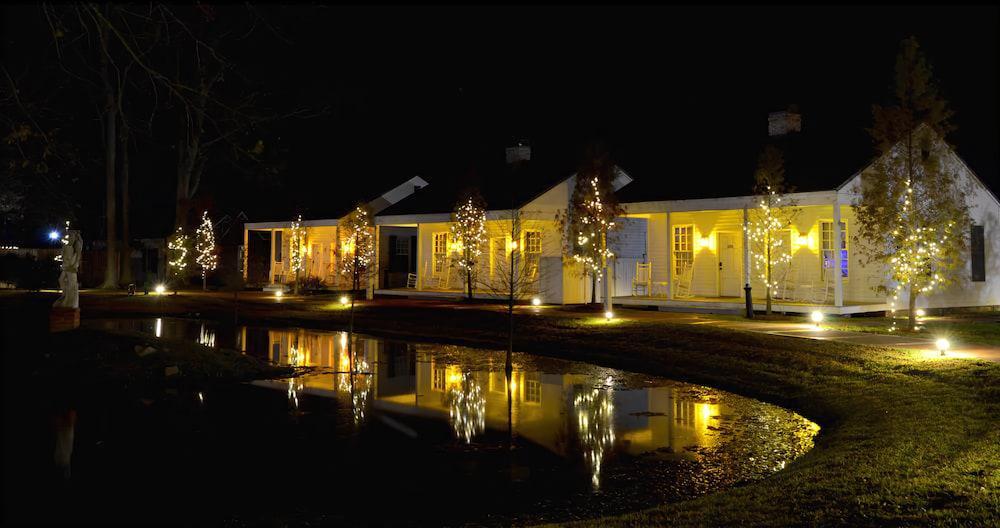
[617,309,1000,362]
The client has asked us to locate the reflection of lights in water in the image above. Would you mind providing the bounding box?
[574,387,615,490]
[197,392,204,405]
[447,372,486,443]
[155,318,162,338]
[287,346,304,409]
[198,323,216,347]
[340,331,348,350]
[351,372,372,425]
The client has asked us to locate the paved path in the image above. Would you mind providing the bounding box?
[615,308,1000,362]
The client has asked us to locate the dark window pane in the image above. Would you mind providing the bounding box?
[971,225,985,282]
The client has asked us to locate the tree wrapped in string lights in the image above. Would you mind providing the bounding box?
[749,145,799,314]
[558,143,624,306]
[340,204,376,339]
[194,210,217,290]
[855,37,969,330]
[166,226,191,292]
[288,215,305,293]
[451,189,487,300]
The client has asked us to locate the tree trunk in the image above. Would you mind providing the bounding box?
[202,272,206,291]
[119,120,133,287]
[467,268,473,300]
[507,231,515,374]
[98,21,119,290]
[908,284,918,331]
[590,272,597,305]
[765,242,772,315]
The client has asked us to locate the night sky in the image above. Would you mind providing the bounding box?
[2,5,997,241]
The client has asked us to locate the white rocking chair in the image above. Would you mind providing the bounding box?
[632,262,652,296]
[406,273,418,289]
[673,262,695,299]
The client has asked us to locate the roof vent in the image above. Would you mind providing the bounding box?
[768,105,801,137]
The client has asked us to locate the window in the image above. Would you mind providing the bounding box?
[525,380,541,403]
[821,221,848,278]
[971,225,985,282]
[395,237,410,256]
[273,231,283,262]
[673,225,694,275]
[524,231,542,254]
[432,368,446,391]
[433,232,449,274]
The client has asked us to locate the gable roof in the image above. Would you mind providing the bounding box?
[376,152,580,217]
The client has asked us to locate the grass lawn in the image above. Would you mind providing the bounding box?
[821,312,1000,346]
[6,290,999,526]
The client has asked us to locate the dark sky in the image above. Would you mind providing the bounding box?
[2,5,998,239]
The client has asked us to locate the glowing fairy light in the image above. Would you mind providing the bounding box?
[195,211,218,287]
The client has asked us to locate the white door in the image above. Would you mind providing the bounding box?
[717,232,742,297]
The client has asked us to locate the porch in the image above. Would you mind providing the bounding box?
[611,294,889,315]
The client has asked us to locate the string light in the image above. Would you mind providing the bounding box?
[195,211,218,283]
[451,196,487,282]
[167,226,191,279]
[340,206,375,286]
[289,215,305,279]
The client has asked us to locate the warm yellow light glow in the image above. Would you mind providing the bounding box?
[915,309,926,317]
[810,311,824,327]
[935,338,950,356]
[155,318,162,338]
[509,377,518,393]
[605,311,614,320]
[699,236,711,248]
[340,295,349,305]
[275,290,283,298]
[532,297,541,306]
[154,284,166,295]
[796,235,809,246]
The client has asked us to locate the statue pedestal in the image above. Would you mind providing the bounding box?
[50,307,80,333]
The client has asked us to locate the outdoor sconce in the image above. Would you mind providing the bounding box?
[699,237,711,249]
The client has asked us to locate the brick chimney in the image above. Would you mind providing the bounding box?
[768,105,801,137]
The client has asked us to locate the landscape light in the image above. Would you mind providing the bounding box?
[810,310,824,328]
[915,308,926,317]
[155,284,166,295]
[340,295,349,305]
[605,310,614,320]
[275,290,284,299]
[531,297,541,306]
[935,338,950,357]
[48,230,60,241]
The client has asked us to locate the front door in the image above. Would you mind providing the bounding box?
[717,232,742,297]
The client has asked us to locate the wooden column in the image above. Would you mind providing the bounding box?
[666,211,673,300]
[269,229,276,284]
[742,206,751,289]
[832,200,844,307]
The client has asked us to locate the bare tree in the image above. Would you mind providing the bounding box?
[476,209,546,374]
[339,204,376,346]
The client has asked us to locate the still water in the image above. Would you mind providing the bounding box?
[19,318,819,526]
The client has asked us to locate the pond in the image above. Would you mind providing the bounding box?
[15,318,819,526]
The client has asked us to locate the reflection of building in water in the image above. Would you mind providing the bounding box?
[198,323,216,347]
[252,329,727,460]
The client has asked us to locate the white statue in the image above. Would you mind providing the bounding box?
[54,230,82,309]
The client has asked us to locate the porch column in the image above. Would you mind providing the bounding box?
[415,225,423,290]
[269,229,276,284]
[742,206,751,289]
[832,199,844,307]
[666,211,673,300]
[242,227,249,281]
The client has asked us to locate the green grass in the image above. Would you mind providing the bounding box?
[822,313,1000,346]
[6,290,999,526]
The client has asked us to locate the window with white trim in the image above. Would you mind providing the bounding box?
[525,380,541,403]
[432,367,446,392]
[821,221,848,278]
[524,231,542,254]
[433,232,449,274]
[673,225,694,275]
